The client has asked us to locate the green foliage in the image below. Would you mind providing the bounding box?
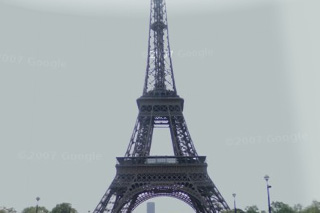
[51,203,77,213]
[302,200,320,213]
[271,201,295,213]
[15,200,320,213]
[245,205,259,213]
[22,206,49,213]
[221,209,245,213]
[0,208,16,213]
[294,204,303,212]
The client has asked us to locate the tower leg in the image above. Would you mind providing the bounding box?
[93,157,230,213]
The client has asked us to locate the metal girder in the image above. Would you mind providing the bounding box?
[125,97,197,157]
[93,0,230,212]
[143,0,176,96]
[93,158,229,213]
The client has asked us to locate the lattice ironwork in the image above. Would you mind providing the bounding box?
[93,0,230,212]
[143,0,176,96]
[94,157,229,212]
[125,98,198,157]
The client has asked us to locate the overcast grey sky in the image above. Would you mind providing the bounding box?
[0,0,319,212]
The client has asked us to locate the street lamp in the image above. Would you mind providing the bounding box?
[232,193,237,213]
[264,175,272,213]
[35,197,40,213]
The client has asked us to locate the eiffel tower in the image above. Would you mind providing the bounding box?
[93,0,230,212]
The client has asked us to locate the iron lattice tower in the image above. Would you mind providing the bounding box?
[93,0,230,212]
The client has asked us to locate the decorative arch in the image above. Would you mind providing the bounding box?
[113,185,207,212]
[131,192,196,211]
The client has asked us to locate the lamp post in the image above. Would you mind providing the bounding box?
[232,193,237,213]
[264,175,272,213]
[35,197,40,213]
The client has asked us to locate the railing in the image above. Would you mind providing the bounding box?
[116,156,206,165]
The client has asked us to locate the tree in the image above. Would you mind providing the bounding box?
[271,201,295,213]
[245,205,259,213]
[221,208,245,213]
[0,207,16,213]
[22,206,49,213]
[51,203,77,213]
[293,204,303,212]
[213,200,320,213]
[302,200,320,213]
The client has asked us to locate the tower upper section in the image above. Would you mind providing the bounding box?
[143,0,177,97]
